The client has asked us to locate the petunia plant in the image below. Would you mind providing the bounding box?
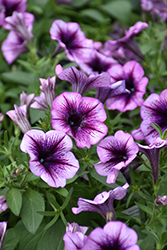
[1,0,167,250]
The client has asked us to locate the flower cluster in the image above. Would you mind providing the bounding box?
[1,0,167,250]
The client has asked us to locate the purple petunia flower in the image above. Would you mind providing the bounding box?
[63,222,88,250]
[139,89,167,143]
[31,76,56,110]
[106,61,148,112]
[138,137,167,184]
[20,129,79,188]
[50,19,93,63]
[0,0,27,28]
[6,104,31,133]
[72,183,129,220]
[77,50,117,76]
[141,0,167,21]
[104,21,148,64]
[0,221,7,250]
[55,64,111,95]
[51,92,108,148]
[1,11,34,64]
[156,195,167,206]
[20,91,35,108]
[82,221,140,250]
[0,195,8,213]
[94,130,139,183]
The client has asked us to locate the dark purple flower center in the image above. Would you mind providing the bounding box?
[125,75,135,94]
[2,0,21,17]
[88,57,110,74]
[60,30,78,50]
[67,113,83,130]
[99,238,122,250]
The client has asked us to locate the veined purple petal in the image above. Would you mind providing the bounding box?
[20,129,79,187]
[51,92,107,148]
[83,221,140,250]
[56,65,111,95]
[94,131,138,183]
[50,19,93,63]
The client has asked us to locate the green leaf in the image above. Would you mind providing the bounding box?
[6,188,22,216]
[100,0,132,23]
[61,187,73,210]
[20,189,45,234]
[1,71,34,86]
[3,228,20,250]
[36,219,65,250]
[55,187,68,197]
[43,214,59,231]
[135,202,153,216]
[80,9,106,23]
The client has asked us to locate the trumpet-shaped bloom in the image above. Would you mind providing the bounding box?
[51,92,108,148]
[31,76,56,110]
[6,104,31,133]
[94,130,139,183]
[82,221,140,250]
[106,61,148,112]
[156,195,167,206]
[20,129,79,188]
[55,64,111,95]
[50,19,93,63]
[63,222,88,250]
[140,89,167,143]
[0,0,27,28]
[1,12,34,64]
[72,183,129,220]
[104,21,148,64]
[20,91,35,108]
[138,137,167,184]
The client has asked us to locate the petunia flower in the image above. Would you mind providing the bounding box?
[30,76,56,110]
[20,91,35,108]
[63,222,88,250]
[0,221,7,250]
[0,195,8,213]
[1,12,34,64]
[96,80,128,104]
[50,19,93,63]
[72,183,129,220]
[77,50,117,76]
[138,137,167,184]
[94,130,139,183]
[155,195,167,206]
[106,60,148,112]
[82,221,140,250]
[20,129,79,188]
[6,104,31,133]
[141,0,167,21]
[104,21,148,64]
[139,89,167,143]
[0,0,27,28]
[51,92,108,148]
[55,64,111,95]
